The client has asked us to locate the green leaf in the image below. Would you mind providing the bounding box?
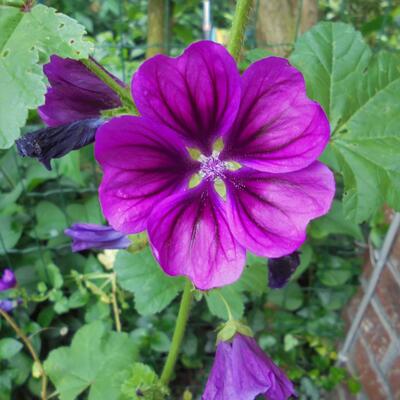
[115,248,185,315]
[291,22,400,222]
[0,4,92,148]
[0,215,22,254]
[317,256,353,287]
[290,243,313,281]
[232,262,267,295]
[0,338,22,360]
[34,201,67,239]
[268,282,304,311]
[44,321,138,400]
[206,286,244,320]
[311,200,363,240]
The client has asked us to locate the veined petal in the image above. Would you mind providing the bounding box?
[221,57,330,173]
[225,162,335,258]
[147,181,246,290]
[132,41,241,154]
[39,56,123,127]
[202,341,237,400]
[95,116,197,233]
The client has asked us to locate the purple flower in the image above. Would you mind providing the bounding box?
[203,334,296,400]
[64,223,131,252]
[39,55,123,127]
[95,41,335,290]
[0,300,16,312]
[268,252,301,289]
[0,269,17,291]
[16,56,124,169]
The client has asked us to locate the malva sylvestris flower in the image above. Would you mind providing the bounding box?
[95,41,335,290]
[0,268,18,312]
[202,333,296,400]
[16,56,124,170]
[64,223,131,252]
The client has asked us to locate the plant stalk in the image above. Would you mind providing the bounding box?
[0,309,47,400]
[81,58,136,113]
[228,0,254,61]
[160,279,193,385]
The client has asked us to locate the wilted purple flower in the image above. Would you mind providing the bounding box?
[0,269,17,291]
[268,252,301,289]
[64,223,131,252]
[16,56,124,169]
[203,334,296,400]
[16,118,102,170]
[95,41,335,290]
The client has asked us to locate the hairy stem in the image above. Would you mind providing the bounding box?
[160,279,193,385]
[81,58,136,113]
[228,0,254,61]
[0,309,47,400]
[110,274,121,332]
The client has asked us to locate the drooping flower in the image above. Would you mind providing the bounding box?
[95,41,335,290]
[64,223,131,252]
[268,252,301,289]
[203,334,296,400]
[0,268,17,291]
[16,56,124,169]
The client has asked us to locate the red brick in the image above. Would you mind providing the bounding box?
[376,267,400,335]
[359,305,391,363]
[344,287,364,329]
[388,355,400,399]
[362,256,374,282]
[353,339,388,399]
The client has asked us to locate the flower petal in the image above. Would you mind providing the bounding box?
[225,162,335,258]
[202,341,237,400]
[147,181,246,290]
[95,116,196,233]
[232,335,296,400]
[132,41,241,154]
[268,251,301,289]
[0,269,17,291]
[221,57,330,173]
[39,56,123,127]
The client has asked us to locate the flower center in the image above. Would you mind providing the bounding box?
[199,151,227,181]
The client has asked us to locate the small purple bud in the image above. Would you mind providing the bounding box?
[64,223,131,252]
[16,118,102,170]
[268,251,301,289]
[0,299,16,312]
[0,269,17,291]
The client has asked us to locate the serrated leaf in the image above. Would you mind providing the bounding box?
[0,4,93,148]
[291,22,400,222]
[268,282,304,311]
[44,321,138,400]
[115,248,185,315]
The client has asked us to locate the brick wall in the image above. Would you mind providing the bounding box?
[336,214,400,400]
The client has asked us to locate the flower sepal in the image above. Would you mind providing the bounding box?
[217,320,253,343]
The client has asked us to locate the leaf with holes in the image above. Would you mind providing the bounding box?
[291,22,400,222]
[0,4,93,149]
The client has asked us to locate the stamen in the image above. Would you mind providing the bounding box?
[199,151,227,181]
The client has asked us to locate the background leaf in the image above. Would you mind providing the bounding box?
[115,248,185,315]
[0,4,93,148]
[44,321,138,400]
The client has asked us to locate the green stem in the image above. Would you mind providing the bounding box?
[81,58,137,113]
[160,279,193,385]
[228,0,254,61]
[0,309,47,400]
